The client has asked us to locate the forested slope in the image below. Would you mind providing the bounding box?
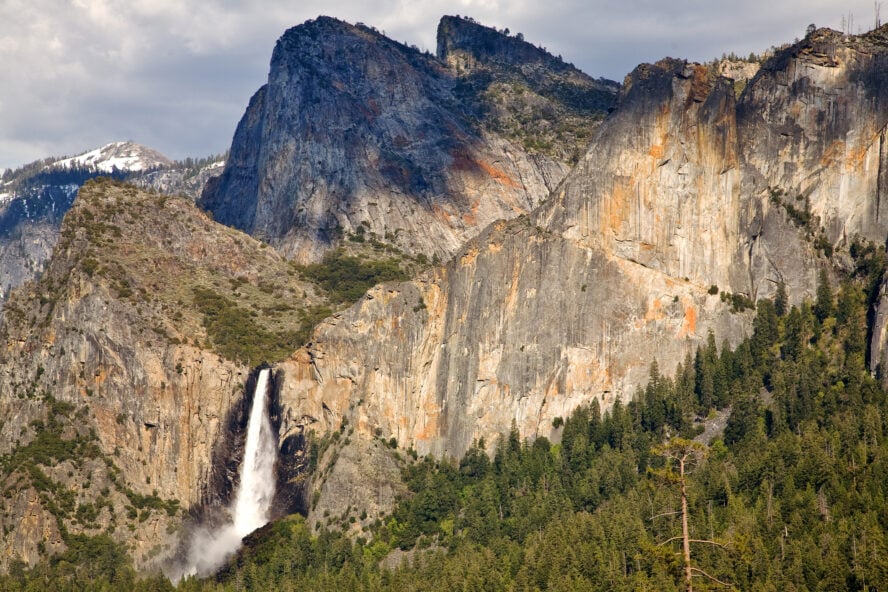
[5,245,887,591]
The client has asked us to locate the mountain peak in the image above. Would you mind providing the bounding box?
[52,141,172,173]
[202,14,611,264]
[279,15,359,39]
[271,15,405,68]
[437,15,570,73]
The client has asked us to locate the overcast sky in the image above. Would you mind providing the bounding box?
[0,0,877,170]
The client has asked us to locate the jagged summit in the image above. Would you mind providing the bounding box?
[436,15,619,138]
[201,15,617,263]
[271,15,425,71]
[277,15,398,42]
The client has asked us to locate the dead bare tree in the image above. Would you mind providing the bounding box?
[650,438,733,591]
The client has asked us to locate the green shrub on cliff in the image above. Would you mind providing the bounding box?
[296,249,409,304]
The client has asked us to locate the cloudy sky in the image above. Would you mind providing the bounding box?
[0,0,877,170]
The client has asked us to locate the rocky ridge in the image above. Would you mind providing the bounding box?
[437,15,619,164]
[200,16,618,263]
[0,145,226,312]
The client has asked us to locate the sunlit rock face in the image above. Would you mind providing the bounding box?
[740,28,888,245]
[277,27,888,462]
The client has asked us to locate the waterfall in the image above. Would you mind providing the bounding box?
[232,368,276,536]
[178,368,277,578]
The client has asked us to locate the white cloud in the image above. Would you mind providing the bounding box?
[0,0,878,170]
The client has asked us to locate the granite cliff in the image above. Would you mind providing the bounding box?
[275,26,888,518]
[200,16,618,263]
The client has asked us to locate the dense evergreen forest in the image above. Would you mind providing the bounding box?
[4,244,888,591]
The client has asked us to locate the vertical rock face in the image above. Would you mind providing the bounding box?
[545,59,746,290]
[200,16,617,263]
[551,26,888,300]
[871,276,888,379]
[737,26,888,328]
[739,27,888,246]
[278,222,748,461]
[278,27,888,461]
[275,60,752,460]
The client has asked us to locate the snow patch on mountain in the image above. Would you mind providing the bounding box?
[52,141,172,173]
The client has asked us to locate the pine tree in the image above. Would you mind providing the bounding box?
[774,281,788,316]
[814,269,834,322]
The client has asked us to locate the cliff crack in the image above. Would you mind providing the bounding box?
[309,350,324,384]
[878,128,886,222]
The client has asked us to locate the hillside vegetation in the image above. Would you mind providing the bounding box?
[8,178,420,367]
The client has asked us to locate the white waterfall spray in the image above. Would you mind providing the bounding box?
[178,368,277,578]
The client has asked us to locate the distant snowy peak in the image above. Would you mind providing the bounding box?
[52,141,172,173]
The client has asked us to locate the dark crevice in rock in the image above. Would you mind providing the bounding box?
[268,368,309,519]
